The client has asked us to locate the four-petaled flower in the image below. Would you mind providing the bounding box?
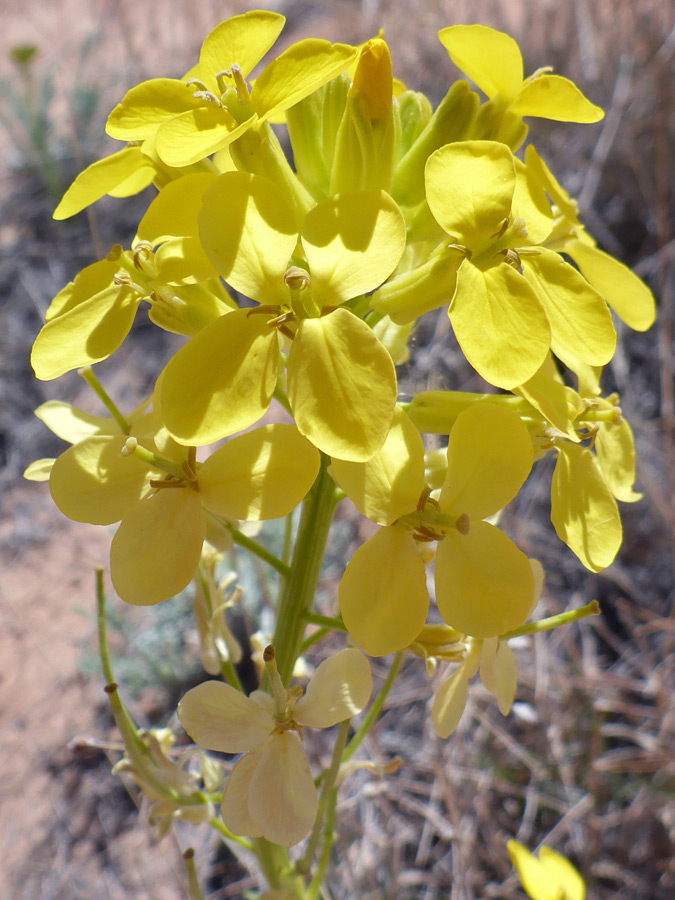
[178,648,372,846]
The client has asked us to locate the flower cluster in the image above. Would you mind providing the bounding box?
[28,9,654,882]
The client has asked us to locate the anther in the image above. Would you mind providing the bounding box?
[502,248,522,272]
[284,266,310,291]
[185,78,209,92]
[132,241,153,270]
[191,90,222,107]
[455,513,470,535]
[491,218,510,240]
[121,436,138,457]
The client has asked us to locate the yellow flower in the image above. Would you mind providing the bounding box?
[422,140,615,388]
[516,358,636,571]
[106,10,357,168]
[507,840,586,900]
[525,144,656,333]
[44,402,320,604]
[337,403,536,655]
[32,174,234,380]
[177,648,372,846]
[439,24,603,124]
[161,171,406,461]
[428,560,543,738]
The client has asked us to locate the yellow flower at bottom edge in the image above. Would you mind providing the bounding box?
[507,839,586,900]
[177,648,372,846]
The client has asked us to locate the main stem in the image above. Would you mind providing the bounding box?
[272,453,337,685]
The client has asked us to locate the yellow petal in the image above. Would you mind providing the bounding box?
[53,148,155,220]
[435,523,534,637]
[49,436,148,525]
[221,750,264,838]
[514,366,583,442]
[564,239,655,332]
[539,848,586,900]
[199,172,297,305]
[522,249,616,368]
[252,39,358,120]
[301,190,406,305]
[153,237,218,284]
[512,159,553,244]
[199,424,320,520]
[177,681,273,753]
[329,408,424,525]
[595,418,641,503]
[438,25,523,100]
[338,526,428,656]
[195,10,285,88]
[247,732,319,846]
[294,648,372,728]
[34,400,113,443]
[156,107,256,167]
[110,487,206,605]
[106,78,198,140]
[107,163,155,198]
[31,285,139,380]
[288,309,396,461]
[449,262,550,389]
[479,639,517,715]
[136,172,217,244]
[507,840,562,900]
[431,667,470,739]
[440,402,533,519]
[23,458,54,481]
[524,145,579,221]
[512,75,604,123]
[551,443,622,572]
[45,257,118,321]
[425,141,515,246]
[161,309,279,445]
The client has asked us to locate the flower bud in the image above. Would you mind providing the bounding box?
[392,81,479,206]
[330,39,397,194]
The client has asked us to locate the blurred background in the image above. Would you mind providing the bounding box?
[0,1,673,898]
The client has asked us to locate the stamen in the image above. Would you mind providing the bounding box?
[284,266,310,291]
[447,242,471,259]
[491,218,510,240]
[132,241,153,270]
[191,90,222,108]
[215,69,231,94]
[501,248,522,272]
[455,513,470,535]
[229,63,251,102]
[121,436,138,457]
[247,305,281,317]
[185,78,209,92]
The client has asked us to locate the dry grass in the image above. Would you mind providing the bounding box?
[0,1,673,898]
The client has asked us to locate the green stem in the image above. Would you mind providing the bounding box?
[130,442,188,480]
[254,840,305,897]
[303,611,346,632]
[297,719,350,875]
[206,513,291,578]
[183,849,207,900]
[78,366,130,434]
[501,600,600,640]
[209,817,255,852]
[96,567,114,685]
[299,627,331,655]
[230,525,291,579]
[273,455,338,685]
[307,784,339,900]
[343,652,403,763]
